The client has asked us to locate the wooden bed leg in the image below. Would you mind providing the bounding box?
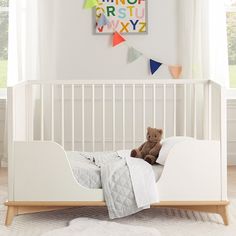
[217,205,229,225]
[5,206,17,226]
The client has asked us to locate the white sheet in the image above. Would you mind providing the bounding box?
[67,152,102,189]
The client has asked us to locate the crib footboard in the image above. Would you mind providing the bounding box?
[10,141,104,202]
[5,140,229,226]
[157,140,225,201]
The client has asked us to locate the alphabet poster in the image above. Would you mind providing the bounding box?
[95,0,147,34]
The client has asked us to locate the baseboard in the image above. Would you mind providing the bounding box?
[228,153,236,165]
[0,159,8,168]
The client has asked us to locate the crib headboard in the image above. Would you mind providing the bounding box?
[8,80,226,152]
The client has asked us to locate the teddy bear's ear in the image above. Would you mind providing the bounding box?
[147,127,151,131]
[158,129,163,135]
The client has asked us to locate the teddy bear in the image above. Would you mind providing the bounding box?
[130,127,163,165]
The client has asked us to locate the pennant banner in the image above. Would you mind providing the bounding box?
[127,47,142,63]
[84,0,98,9]
[97,14,110,28]
[168,65,182,79]
[84,2,182,78]
[150,59,162,75]
[113,32,126,47]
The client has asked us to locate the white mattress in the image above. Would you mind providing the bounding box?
[66,151,163,189]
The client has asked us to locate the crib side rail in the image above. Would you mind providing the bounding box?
[16,79,215,152]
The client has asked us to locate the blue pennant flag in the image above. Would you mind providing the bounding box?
[150,59,162,75]
[97,14,110,28]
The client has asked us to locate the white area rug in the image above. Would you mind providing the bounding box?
[41,217,161,236]
[0,194,236,236]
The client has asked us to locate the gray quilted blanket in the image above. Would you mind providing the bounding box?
[82,150,159,219]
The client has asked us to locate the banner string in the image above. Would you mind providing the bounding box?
[88,1,182,77]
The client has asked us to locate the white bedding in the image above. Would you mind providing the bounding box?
[67,152,102,188]
[66,151,163,189]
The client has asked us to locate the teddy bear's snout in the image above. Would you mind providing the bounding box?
[148,136,155,142]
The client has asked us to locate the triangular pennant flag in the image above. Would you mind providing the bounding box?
[113,32,126,47]
[97,14,110,28]
[127,47,143,63]
[84,0,98,9]
[168,65,182,79]
[150,59,162,75]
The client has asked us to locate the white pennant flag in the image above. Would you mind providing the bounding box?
[127,47,143,63]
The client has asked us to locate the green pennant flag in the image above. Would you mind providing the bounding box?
[127,47,143,63]
[84,0,98,9]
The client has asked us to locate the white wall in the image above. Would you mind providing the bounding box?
[39,0,178,81]
[228,100,236,165]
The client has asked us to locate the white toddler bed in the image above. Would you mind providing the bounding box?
[5,79,228,225]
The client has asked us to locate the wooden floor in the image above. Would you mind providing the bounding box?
[0,166,236,199]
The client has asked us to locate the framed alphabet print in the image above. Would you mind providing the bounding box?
[95,0,148,34]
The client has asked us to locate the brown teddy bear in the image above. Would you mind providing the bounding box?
[131,127,163,165]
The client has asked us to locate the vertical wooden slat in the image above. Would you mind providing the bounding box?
[26,84,33,141]
[143,84,146,140]
[193,84,197,138]
[51,84,54,141]
[71,85,74,151]
[163,84,166,139]
[184,84,187,136]
[40,85,44,141]
[208,83,212,140]
[173,84,176,136]
[122,84,125,149]
[102,84,105,151]
[82,84,85,151]
[112,84,115,150]
[204,83,210,139]
[92,84,95,152]
[153,84,156,128]
[61,85,64,147]
[132,84,136,147]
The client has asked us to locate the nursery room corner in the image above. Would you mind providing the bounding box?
[0,0,236,235]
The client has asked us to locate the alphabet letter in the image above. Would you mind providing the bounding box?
[96,7,105,18]
[139,22,146,32]
[115,0,125,5]
[130,20,139,30]
[127,0,137,4]
[127,6,135,17]
[118,8,126,19]
[107,6,115,17]
[135,8,145,19]
[120,22,129,33]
